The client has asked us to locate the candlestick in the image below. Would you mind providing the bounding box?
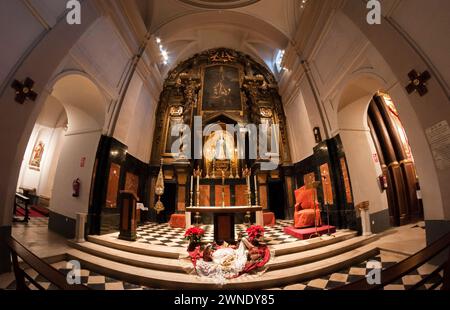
[190,175,193,207]
[254,175,259,206]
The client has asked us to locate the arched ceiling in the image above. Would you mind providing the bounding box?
[178,0,261,10]
[134,0,303,74]
[51,74,106,130]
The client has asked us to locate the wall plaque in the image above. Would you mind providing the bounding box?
[426,120,450,170]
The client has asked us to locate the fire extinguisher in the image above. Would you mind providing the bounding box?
[72,178,81,197]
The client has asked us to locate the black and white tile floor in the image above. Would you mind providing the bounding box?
[2,261,155,290]
[2,253,443,291]
[136,220,298,247]
[281,252,444,290]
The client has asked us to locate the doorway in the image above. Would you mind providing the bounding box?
[158,182,177,223]
[368,93,423,226]
[268,180,285,219]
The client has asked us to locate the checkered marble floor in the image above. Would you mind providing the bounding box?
[12,216,48,228]
[2,261,155,290]
[281,251,444,290]
[136,220,298,248]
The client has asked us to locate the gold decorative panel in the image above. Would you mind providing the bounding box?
[125,172,139,198]
[199,185,210,206]
[106,163,120,208]
[340,158,353,204]
[214,185,231,206]
[235,185,248,206]
[320,163,333,205]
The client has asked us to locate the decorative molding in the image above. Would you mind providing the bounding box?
[22,0,51,30]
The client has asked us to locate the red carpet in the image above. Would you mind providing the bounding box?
[15,207,45,218]
[284,225,336,240]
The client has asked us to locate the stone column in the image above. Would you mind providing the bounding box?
[357,201,372,236]
[75,213,87,243]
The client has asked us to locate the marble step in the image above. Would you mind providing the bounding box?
[267,234,379,270]
[65,244,379,289]
[73,233,373,274]
[68,240,192,274]
[272,230,358,256]
[86,230,358,260]
[87,234,185,259]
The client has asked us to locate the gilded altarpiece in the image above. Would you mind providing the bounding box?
[150,48,292,220]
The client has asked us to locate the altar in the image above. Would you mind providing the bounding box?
[186,206,263,242]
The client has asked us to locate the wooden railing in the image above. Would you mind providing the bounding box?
[13,193,30,223]
[2,236,89,290]
[335,231,450,290]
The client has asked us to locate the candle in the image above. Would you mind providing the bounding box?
[190,175,193,191]
[254,175,257,191]
[197,174,200,189]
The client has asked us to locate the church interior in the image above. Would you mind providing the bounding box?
[0,0,449,293]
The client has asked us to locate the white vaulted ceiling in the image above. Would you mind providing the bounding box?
[134,0,303,74]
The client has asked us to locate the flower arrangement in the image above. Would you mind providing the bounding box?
[246,225,264,242]
[184,226,205,244]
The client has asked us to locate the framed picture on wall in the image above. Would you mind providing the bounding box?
[29,141,44,171]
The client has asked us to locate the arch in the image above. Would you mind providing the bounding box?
[337,73,391,232]
[50,72,107,132]
[340,2,448,242]
[155,10,289,73]
[0,1,101,235]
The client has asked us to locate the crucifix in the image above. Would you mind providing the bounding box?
[11,78,38,104]
[405,70,431,97]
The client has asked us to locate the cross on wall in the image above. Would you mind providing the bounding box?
[405,70,431,97]
[11,78,38,104]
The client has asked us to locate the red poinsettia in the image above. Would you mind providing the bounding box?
[246,225,264,241]
[184,226,205,243]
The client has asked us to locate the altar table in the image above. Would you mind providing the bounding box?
[186,206,263,242]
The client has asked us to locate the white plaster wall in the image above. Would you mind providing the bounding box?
[390,0,450,91]
[39,127,66,198]
[285,91,316,162]
[338,96,388,215]
[113,72,157,163]
[49,131,101,219]
[0,0,44,88]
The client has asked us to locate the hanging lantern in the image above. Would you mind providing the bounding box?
[154,159,165,214]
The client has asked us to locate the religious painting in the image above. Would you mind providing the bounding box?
[320,163,333,205]
[164,106,184,154]
[106,163,121,208]
[125,172,139,199]
[202,65,241,111]
[340,158,353,204]
[29,141,45,171]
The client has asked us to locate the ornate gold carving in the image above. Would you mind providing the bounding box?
[209,50,235,63]
[260,107,273,118]
[169,105,183,116]
[388,161,400,168]
[154,159,165,214]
